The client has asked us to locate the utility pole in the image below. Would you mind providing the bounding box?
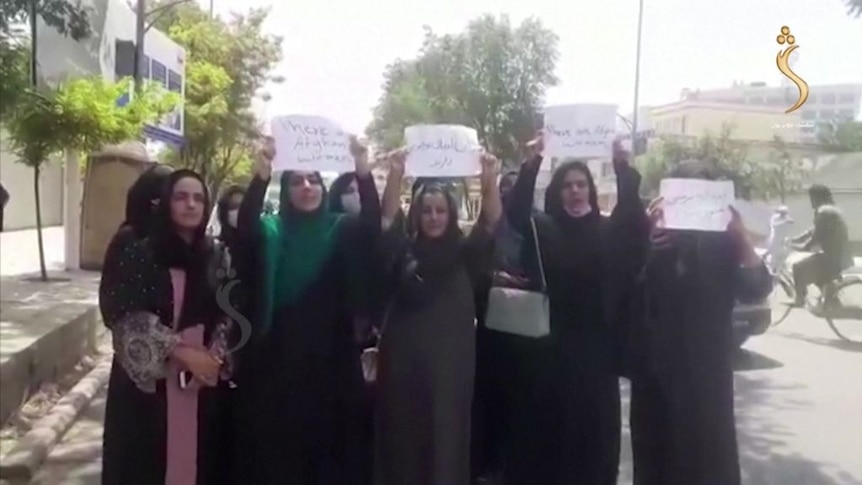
[29,0,38,87]
[631,0,645,145]
[134,0,146,93]
[209,0,214,18]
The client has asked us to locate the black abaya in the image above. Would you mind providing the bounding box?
[629,233,772,485]
[503,157,648,485]
[232,173,380,485]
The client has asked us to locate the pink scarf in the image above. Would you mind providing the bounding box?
[165,268,205,485]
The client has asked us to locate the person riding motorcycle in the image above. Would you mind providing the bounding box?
[789,184,853,306]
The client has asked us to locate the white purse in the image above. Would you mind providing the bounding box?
[484,218,550,338]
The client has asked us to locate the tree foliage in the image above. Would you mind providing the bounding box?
[755,136,808,203]
[4,76,175,280]
[149,1,283,196]
[0,0,91,40]
[847,0,862,17]
[0,41,28,119]
[636,125,757,198]
[367,14,559,167]
[818,120,862,153]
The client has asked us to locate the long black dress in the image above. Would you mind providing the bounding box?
[503,157,648,485]
[232,173,380,484]
[374,205,494,485]
[629,232,772,485]
[100,237,231,485]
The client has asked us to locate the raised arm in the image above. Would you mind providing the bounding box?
[473,152,503,234]
[381,149,406,230]
[238,138,274,244]
[506,146,542,238]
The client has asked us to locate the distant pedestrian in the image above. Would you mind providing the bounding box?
[0,182,9,232]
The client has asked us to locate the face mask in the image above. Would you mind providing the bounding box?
[226,209,239,228]
[341,193,361,214]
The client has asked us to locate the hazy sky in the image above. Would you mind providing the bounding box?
[206,0,862,135]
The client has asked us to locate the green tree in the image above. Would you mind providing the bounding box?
[0,41,28,119]
[636,124,756,198]
[367,14,559,167]
[5,77,176,280]
[818,120,862,152]
[149,1,283,196]
[755,136,808,202]
[0,0,91,40]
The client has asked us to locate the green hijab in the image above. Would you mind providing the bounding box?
[257,171,343,336]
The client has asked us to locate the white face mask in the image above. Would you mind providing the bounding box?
[226,209,239,228]
[341,193,361,214]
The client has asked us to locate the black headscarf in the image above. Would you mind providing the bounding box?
[328,171,357,213]
[545,160,601,226]
[123,164,174,238]
[148,169,217,332]
[217,184,245,249]
[407,183,464,282]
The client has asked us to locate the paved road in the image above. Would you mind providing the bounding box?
[31,309,862,485]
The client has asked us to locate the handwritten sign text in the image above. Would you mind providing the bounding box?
[543,104,618,159]
[660,178,735,232]
[270,115,353,172]
[405,124,482,177]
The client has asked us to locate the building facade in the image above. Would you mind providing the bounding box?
[677,82,862,143]
[648,99,805,143]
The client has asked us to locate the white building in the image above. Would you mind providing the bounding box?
[678,82,862,143]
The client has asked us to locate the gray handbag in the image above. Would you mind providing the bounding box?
[484,217,550,338]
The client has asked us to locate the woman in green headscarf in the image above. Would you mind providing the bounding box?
[232,136,380,485]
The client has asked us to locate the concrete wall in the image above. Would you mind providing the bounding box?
[0,132,64,231]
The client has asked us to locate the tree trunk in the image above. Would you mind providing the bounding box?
[34,165,48,281]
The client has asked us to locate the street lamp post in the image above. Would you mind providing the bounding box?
[631,0,645,143]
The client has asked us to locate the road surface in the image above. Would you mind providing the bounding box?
[31,308,862,485]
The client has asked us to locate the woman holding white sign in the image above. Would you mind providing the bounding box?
[502,134,649,485]
[231,136,379,485]
[373,148,502,485]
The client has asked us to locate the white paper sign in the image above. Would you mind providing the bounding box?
[544,104,618,160]
[270,115,353,172]
[404,124,482,177]
[660,178,735,232]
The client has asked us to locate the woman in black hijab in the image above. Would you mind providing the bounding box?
[215,185,245,250]
[100,169,234,484]
[629,160,771,485]
[122,164,175,238]
[503,135,649,485]
[375,150,502,485]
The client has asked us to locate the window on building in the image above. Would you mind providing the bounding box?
[801,110,816,120]
[807,94,818,104]
[681,115,687,134]
[838,93,856,104]
[767,96,783,105]
[838,109,854,121]
[168,70,182,93]
[819,109,836,120]
[151,61,167,87]
[820,93,836,104]
[748,96,764,104]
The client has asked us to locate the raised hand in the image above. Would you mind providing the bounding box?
[612,138,631,172]
[387,148,407,178]
[480,151,501,187]
[350,135,371,175]
[255,136,275,180]
[647,197,671,250]
[526,131,544,159]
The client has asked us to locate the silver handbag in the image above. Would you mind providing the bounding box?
[485,218,550,338]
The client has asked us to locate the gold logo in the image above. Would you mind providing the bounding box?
[776,26,809,114]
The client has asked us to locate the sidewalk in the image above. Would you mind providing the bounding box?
[29,389,105,485]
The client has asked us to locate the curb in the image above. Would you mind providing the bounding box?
[0,358,111,482]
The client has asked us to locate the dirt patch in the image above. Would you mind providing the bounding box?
[0,335,112,459]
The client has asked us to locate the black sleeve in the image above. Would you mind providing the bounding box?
[237,175,269,245]
[505,157,542,234]
[609,164,650,274]
[99,233,154,328]
[462,224,495,286]
[356,172,382,229]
